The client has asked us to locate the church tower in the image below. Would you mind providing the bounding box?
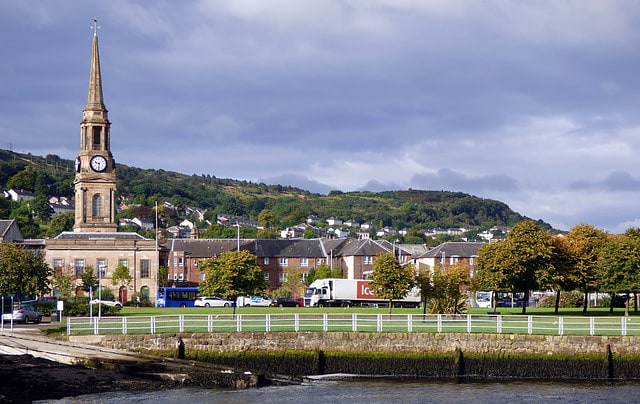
[73,21,117,232]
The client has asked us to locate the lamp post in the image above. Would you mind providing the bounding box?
[235,221,240,251]
[154,201,159,307]
[98,264,104,319]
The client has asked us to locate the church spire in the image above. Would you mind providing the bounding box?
[73,19,117,232]
[85,19,106,112]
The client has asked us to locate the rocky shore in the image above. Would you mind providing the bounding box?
[0,353,272,403]
[0,354,180,403]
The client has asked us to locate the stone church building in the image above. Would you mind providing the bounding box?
[45,26,160,304]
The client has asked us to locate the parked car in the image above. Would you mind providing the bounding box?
[2,304,42,324]
[236,296,273,307]
[270,297,302,307]
[90,299,122,307]
[194,296,235,308]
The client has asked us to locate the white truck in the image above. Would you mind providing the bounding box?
[304,278,421,308]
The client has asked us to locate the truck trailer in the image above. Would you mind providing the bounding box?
[304,278,421,308]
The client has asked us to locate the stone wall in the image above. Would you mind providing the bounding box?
[70,332,640,357]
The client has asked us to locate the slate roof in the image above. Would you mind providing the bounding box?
[254,239,325,258]
[53,231,149,241]
[420,242,485,258]
[335,238,389,256]
[167,238,254,257]
[0,219,24,242]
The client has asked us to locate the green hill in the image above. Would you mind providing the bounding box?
[0,149,552,238]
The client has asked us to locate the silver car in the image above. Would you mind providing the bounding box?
[2,304,42,324]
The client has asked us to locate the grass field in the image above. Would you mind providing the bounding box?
[59,306,640,336]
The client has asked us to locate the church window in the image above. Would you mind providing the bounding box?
[140,259,150,278]
[92,127,101,149]
[74,259,85,278]
[92,194,103,217]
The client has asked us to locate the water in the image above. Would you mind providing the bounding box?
[36,378,640,404]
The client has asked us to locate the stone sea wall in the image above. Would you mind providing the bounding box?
[71,332,640,356]
[70,332,640,380]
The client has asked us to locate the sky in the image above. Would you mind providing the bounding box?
[2,1,640,234]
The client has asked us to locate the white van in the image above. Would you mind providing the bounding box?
[236,296,273,307]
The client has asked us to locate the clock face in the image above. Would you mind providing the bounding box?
[90,155,107,172]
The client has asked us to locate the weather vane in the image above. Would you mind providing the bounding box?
[91,18,101,36]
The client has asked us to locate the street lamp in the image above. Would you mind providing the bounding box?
[154,201,159,308]
[235,221,240,251]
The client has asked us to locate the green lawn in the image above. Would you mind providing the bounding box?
[57,306,640,336]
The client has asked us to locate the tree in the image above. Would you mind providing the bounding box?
[258,209,276,229]
[198,250,267,314]
[475,220,553,314]
[0,243,51,300]
[45,211,75,238]
[279,272,306,298]
[51,268,75,299]
[473,242,510,312]
[306,263,342,286]
[599,229,640,316]
[30,194,53,221]
[80,266,98,293]
[566,224,608,314]
[368,253,415,314]
[158,265,169,287]
[421,263,470,314]
[111,264,133,298]
[543,235,578,313]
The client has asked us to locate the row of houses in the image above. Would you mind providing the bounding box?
[164,237,484,290]
[1,218,484,298]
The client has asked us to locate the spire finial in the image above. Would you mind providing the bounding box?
[92,19,100,36]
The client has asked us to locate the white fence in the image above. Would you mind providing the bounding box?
[64,313,640,337]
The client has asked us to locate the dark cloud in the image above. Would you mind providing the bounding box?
[410,169,519,194]
[2,1,640,232]
[570,171,640,191]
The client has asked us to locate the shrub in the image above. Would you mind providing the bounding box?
[538,291,583,308]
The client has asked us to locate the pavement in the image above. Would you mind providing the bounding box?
[0,322,158,366]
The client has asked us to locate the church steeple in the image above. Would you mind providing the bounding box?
[73,20,117,232]
[85,20,106,112]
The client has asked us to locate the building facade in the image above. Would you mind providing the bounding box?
[44,25,160,304]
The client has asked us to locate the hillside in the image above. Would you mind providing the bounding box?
[0,149,551,237]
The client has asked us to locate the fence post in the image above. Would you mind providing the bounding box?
[437,314,442,333]
[467,315,472,333]
[590,317,595,336]
[408,314,412,333]
[377,314,382,332]
[352,313,357,332]
[237,314,243,332]
[179,314,184,333]
[323,313,328,332]
[527,315,533,335]
[622,317,627,336]
[558,317,563,336]
[497,315,502,334]
[93,317,99,335]
[295,313,299,332]
[151,316,156,334]
[122,317,127,335]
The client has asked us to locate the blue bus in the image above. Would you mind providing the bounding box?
[157,287,198,308]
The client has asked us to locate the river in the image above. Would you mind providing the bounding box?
[36,377,640,404]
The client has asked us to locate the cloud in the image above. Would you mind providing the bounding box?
[570,171,640,191]
[411,169,519,194]
[259,174,332,195]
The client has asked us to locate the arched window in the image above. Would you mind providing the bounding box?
[92,194,103,217]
